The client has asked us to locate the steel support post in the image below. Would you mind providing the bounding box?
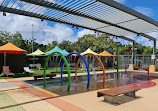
[117,44,119,79]
[153,40,156,65]
[132,42,135,64]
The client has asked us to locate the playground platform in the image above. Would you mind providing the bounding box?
[1,70,158,111]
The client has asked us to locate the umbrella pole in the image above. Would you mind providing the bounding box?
[4,53,6,66]
[33,56,35,64]
[56,55,58,72]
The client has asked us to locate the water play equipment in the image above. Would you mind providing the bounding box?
[61,52,90,89]
[43,52,71,92]
[75,53,106,86]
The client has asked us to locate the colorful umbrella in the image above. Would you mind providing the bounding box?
[99,51,114,56]
[81,48,99,55]
[72,50,78,56]
[28,49,47,56]
[0,42,27,65]
[62,49,70,56]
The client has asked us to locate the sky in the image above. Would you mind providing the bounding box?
[0,0,158,47]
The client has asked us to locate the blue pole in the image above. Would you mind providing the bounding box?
[61,52,90,89]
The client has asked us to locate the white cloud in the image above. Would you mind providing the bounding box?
[113,37,131,45]
[114,0,126,4]
[77,29,94,37]
[0,12,77,45]
[41,23,76,44]
[134,7,153,16]
[0,13,41,39]
[146,31,158,47]
[135,31,158,48]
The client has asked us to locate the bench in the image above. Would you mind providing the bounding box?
[32,73,56,80]
[97,87,141,104]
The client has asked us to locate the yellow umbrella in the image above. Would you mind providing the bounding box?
[81,48,99,55]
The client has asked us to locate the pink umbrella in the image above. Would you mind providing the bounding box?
[72,51,78,56]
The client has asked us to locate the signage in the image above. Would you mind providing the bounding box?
[151,55,155,60]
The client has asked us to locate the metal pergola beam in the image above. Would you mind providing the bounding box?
[0,6,135,43]
[140,33,156,41]
[98,0,158,27]
[19,0,156,41]
[97,0,157,41]
[117,36,134,42]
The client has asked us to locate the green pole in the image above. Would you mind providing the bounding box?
[117,44,119,79]
[43,52,71,92]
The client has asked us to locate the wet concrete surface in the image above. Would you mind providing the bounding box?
[23,71,158,96]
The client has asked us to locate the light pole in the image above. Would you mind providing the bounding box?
[32,24,34,53]
[32,24,36,64]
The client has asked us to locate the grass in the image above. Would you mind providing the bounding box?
[31,67,85,74]
[29,67,117,75]
[0,77,13,79]
[0,67,117,79]
[0,73,31,79]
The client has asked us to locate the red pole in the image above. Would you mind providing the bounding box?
[148,67,150,78]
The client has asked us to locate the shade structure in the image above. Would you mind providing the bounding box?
[72,51,78,56]
[0,42,27,54]
[0,42,27,66]
[46,46,63,54]
[28,49,47,56]
[81,48,99,55]
[0,0,157,42]
[46,46,68,56]
[62,49,70,56]
[99,51,114,56]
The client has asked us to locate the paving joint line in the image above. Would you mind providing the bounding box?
[7,79,85,111]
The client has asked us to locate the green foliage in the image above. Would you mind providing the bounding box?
[59,40,74,52]
[0,31,156,55]
[46,41,58,52]
[0,31,47,53]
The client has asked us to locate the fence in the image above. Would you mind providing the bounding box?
[26,54,157,70]
[119,54,158,69]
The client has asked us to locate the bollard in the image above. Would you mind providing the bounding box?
[125,65,127,74]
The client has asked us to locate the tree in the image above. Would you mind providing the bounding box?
[74,34,96,52]
[46,41,58,51]
[59,40,73,52]
[0,31,13,44]
[0,30,155,55]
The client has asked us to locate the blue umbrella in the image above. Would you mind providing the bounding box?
[62,49,70,56]
[46,46,64,55]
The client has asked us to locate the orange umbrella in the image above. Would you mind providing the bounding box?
[0,42,27,65]
[99,51,115,68]
[0,42,27,54]
[99,51,114,56]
